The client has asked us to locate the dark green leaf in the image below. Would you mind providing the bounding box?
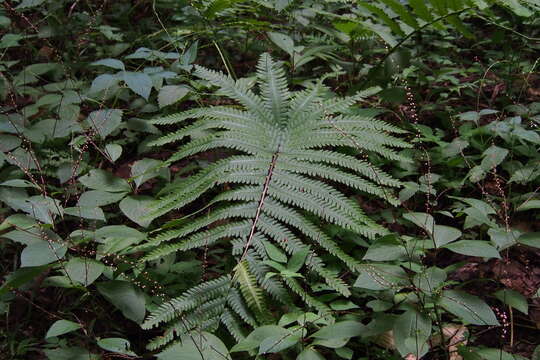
[97,338,137,356]
[45,320,81,338]
[79,169,130,193]
[311,321,365,340]
[443,240,501,259]
[96,281,146,323]
[494,289,528,314]
[439,290,500,326]
[119,196,154,228]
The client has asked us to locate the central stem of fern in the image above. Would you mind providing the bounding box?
[240,149,280,260]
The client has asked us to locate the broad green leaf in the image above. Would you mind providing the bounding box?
[130,158,164,188]
[65,257,105,286]
[91,58,125,70]
[413,266,447,294]
[97,338,137,356]
[393,309,431,358]
[297,348,325,360]
[89,74,119,94]
[267,32,295,56]
[259,332,300,354]
[97,233,145,254]
[95,225,146,243]
[6,147,38,169]
[0,265,49,295]
[23,195,63,224]
[451,196,496,216]
[232,325,290,352]
[518,232,540,248]
[156,332,231,360]
[21,241,67,267]
[78,190,127,207]
[96,281,146,323]
[0,34,23,49]
[439,290,500,326]
[509,166,538,184]
[354,264,408,290]
[443,240,501,259]
[15,0,45,9]
[45,320,82,338]
[119,195,154,227]
[105,144,122,162]
[27,118,82,141]
[263,241,287,263]
[0,179,39,189]
[0,214,37,231]
[367,300,393,312]
[0,134,21,151]
[56,162,81,184]
[494,289,528,314]
[481,145,508,171]
[158,85,190,108]
[433,225,462,247]
[86,109,123,138]
[335,347,353,360]
[329,300,359,311]
[64,206,105,221]
[403,212,435,234]
[79,169,130,193]
[364,235,407,261]
[3,227,60,246]
[311,337,349,349]
[516,199,540,211]
[311,321,365,340]
[0,16,11,28]
[122,72,153,100]
[488,228,520,250]
[287,247,309,272]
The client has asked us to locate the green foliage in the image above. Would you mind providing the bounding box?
[0,0,539,359]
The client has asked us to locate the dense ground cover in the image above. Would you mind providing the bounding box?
[0,0,539,359]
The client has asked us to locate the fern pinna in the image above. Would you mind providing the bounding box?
[140,53,410,349]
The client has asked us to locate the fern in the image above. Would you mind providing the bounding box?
[141,53,408,348]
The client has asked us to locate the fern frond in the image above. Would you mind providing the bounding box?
[149,106,231,125]
[227,288,258,327]
[284,149,401,187]
[260,201,363,272]
[245,251,292,303]
[221,309,247,342]
[142,275,230,330]
[284,277,330,314]
[143,221,252,261]
[233,260,267,315]
[142,54,408,348]
[257,53,290,124]
[194,65,272,124]
[147,297,227,350]
[276,158,400,204]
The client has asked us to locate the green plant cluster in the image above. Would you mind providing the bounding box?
[0,0,539,359]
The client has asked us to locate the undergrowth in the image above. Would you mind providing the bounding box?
[0,0,539,359]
